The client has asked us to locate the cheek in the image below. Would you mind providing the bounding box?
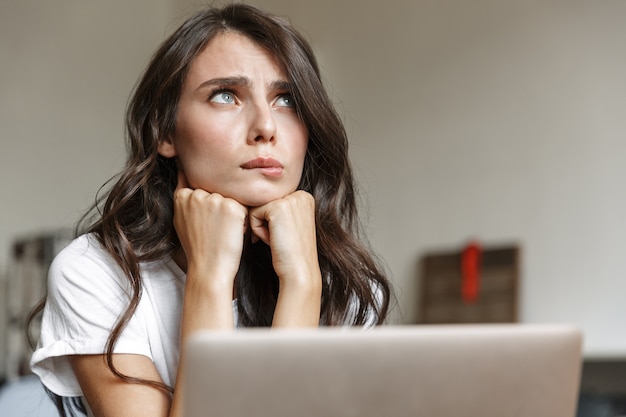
[174,116,232,162]
[284,118,308,158]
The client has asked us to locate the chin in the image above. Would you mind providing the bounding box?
[239,196,281,208]
[232,189,293,208]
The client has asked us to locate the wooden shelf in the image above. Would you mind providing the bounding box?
[418,245,519,324]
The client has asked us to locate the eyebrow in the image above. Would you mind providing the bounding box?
[196,76,292,93]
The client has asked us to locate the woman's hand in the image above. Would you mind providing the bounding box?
[248,190,322,327]
[173,170,248,282]
[173,168,247,336]
[171,170,250,416]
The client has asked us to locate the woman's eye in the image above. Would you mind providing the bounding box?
[210,91,235,104]
[275,94,295,108]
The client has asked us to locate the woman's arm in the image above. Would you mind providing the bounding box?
[168,172,249,416]
[69,260,240,417]
[71,172,247,417]
[70,354,171,417]
[249,190,322,327]
[70,268,236,417]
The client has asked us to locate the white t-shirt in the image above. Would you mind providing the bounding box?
[30,234,378,399]
[30,234,207,397]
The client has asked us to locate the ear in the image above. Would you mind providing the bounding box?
[157,137,177,158]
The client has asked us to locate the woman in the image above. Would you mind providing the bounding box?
[29,3,392,417]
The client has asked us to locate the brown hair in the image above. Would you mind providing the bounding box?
[31,2,392,396]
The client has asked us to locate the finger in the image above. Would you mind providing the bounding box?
[248,207,270,245]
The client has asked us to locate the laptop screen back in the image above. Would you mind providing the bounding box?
[184,325,582,417]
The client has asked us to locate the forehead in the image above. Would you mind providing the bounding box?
[185,31,287,87]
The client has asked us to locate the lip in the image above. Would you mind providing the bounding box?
[241,157,284,177]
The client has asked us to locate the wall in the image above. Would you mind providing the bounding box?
[246,0,626,356]
[1,0,625,363]
[0,0,176,265]
[0,0,173,378]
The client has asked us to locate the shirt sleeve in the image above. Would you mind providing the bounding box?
[29,235,152,397]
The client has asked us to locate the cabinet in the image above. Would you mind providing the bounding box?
[418,244,519,324]
[2,231,72,380]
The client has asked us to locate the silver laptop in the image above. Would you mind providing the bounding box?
[184,324,582,417]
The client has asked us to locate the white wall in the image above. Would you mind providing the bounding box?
[2,0,625,359]
[0,0,173,377]
[0,0,175,266]
[249,0,626,357]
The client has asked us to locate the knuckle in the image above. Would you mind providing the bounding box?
[302,191,315,206]
[222,198,237,211]
[174,188,190,203]
[189,189,215,208]
[223,199,246,217]
[190,189,206,203]
[294,190,315,210]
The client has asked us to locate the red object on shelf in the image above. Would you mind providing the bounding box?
[461,242,482,303]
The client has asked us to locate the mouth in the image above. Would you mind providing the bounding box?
[240,157,284,177]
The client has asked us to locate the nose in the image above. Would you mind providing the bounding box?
[247,102,277,144]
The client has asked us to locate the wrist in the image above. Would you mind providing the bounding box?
[185,265,235,296]
[277,264,322,294]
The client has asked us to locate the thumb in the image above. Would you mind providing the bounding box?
[249,207,270,245]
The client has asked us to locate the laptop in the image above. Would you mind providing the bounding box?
[183,324,582,417]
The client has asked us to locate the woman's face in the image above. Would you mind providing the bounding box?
[158,31,308,207]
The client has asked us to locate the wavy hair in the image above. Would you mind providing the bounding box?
[31,2,392,399]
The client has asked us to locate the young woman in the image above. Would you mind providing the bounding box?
[29,3,392,417]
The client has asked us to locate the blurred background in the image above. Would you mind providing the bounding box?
[1,0,625,414]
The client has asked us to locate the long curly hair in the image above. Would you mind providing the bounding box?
[31,2,392,398]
